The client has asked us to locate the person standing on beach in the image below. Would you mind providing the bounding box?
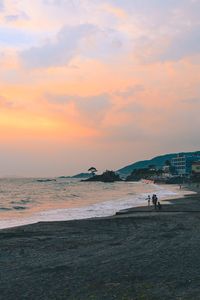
[154,195,158,210]
[152,194,158,210]
[146,195,151,207]
[152,194,155,206]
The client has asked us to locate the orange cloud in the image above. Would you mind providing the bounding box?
[101,3,127,19]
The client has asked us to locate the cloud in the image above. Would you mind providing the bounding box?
[20,23,99,68]
[0,0,4,10]
[94,0,200,64]
[133,24,200,64]
[0,96,13,108]
[81,27,127,61]
[160,26,200,61]
[121,102,145,114]
[14,0,200,68]
[43,0,68,5]
[107,0,190,19]
[20,21,128,69]
[5,11,30,23]
[115,85,144,98]
[1,0,200,177]
[77,94,111,124]
[47,92,112,125]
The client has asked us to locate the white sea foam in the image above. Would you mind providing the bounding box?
[0,182,180,230]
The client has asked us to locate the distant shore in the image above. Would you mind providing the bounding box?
[1,185,200,299]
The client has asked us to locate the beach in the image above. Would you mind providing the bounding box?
[1,186,200,300]
[0,179,181,230]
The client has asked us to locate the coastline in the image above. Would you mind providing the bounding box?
[1,185,200,299]
[0,183,191,230]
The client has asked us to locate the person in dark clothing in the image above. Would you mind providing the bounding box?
[152,194,158,210]
[152,194,155,205]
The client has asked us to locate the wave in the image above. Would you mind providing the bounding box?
[0,184,178,230]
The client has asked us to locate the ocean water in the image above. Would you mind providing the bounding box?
[0,178,179,229]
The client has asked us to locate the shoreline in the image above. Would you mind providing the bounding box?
[115,184,198,216]
[0,183,193,231]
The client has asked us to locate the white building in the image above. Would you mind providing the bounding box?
[171,153,200,175]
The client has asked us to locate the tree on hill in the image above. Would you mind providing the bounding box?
[88,167,97,176]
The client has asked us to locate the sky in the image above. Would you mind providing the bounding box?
[0,0,200,177]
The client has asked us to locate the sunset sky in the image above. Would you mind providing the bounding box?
[0,0,200,176]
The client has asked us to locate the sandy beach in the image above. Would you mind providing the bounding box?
[1,185,200,300]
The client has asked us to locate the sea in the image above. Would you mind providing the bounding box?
[0,177,180,229]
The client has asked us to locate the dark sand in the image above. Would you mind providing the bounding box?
[1,188,200,300]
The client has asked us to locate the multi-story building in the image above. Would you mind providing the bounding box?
[171,153,200,175]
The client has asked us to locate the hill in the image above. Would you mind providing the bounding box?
[117,151,200,176]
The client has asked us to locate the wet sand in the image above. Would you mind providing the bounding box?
[1,187,200,300]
